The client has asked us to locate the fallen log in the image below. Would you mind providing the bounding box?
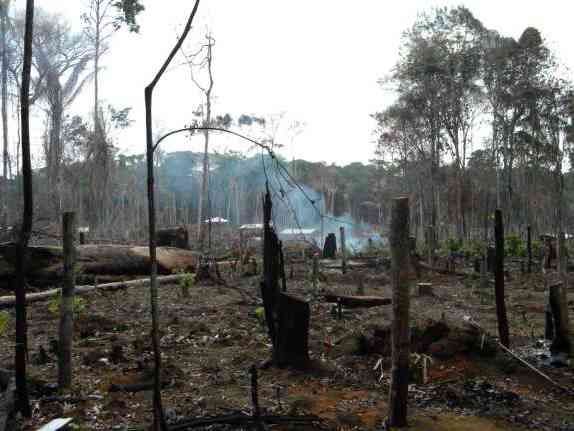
[170,413,322,430]
[0,243,200,288]
[0,274,185,308]
[419,261,480,278]
[323,293,391,308]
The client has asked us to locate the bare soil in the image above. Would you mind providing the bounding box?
[1,258,574,430]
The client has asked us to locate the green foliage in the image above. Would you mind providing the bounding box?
[444,237,463,253]
[460,239,486,257]
[0,311,10,335]
[48,294,86,317]
[177,271,195,297]
[254,307,265,324]
[505,234,526,257]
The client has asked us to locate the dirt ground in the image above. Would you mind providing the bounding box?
[1,258,574,430]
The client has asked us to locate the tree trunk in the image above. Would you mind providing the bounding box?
[0,0,9,227]
[339,226,346,274]
[58,212,75,389]
[548,282,572,357]
[388,197,410,427]
[526,226,532,274]
[494,209,510,348]
[14,0,34,417]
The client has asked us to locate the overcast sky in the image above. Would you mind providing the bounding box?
[19,0,574,166]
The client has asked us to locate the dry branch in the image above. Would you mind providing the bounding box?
[0,275,186,308]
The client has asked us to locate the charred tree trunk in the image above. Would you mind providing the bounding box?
[340,226,346,274]
[388,197,410,428]
[548,282,572,358]
[143,2,201,429]
[494,209,510,348]
[261,187,309,368]
[322,233,336,259]
[58,212,75,389]
[14,0,34,417]
[526,226,532,274]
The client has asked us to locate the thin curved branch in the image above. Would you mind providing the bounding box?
[153,126,276,155]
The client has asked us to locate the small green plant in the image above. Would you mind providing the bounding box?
[505,234,525,257]
[177,271,195,297]
[48,294,86,317]
[0,311,10,335]
[254,306,266,324]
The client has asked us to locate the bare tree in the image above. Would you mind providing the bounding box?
[0,0,11,226]
[144,1,201,429]
[182,33,215,249]
[14,0,34,417]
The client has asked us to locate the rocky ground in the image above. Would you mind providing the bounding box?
[1,257,574,430]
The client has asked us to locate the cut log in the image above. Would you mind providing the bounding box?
[0,274,186,308]
[418,283,433,296]
[157,226,189,249]
[323,293,391,308]
[0,243,200,288]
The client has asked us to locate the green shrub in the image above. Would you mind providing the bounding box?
[178,271,195,297]
[461,239,487,258]
[505,234,525,257]
[445,237,463,253]
[48,294,86,317]
[254,306,265,321]
[0,311,10,335]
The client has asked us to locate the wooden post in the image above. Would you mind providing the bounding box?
[388,197,410,428]
[548,282,572,357]
[494,209,510,348]
[312,254,319,291]
[425,225,435,265]
[340,226,346,274]
[558,231,567,276]
[58,212,76,389]
[526,226,532,274]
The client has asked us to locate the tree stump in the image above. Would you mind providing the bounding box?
[157,226,189,249]
[548,282,572,358]
[322,233,337,259]
[275,293,310,368]
[417,283,433,296]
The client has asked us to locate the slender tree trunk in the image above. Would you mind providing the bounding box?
[143,3,201,429]
[196,36,214,250]
[494,209,510,347]
[58,211,75,389]
[14,0,34,417]
[0,1,9,226]
[388,196,410,428]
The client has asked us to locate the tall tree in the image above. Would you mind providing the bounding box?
[183,32,215,249]
[82,0,143,227]
[144,1,200,429]
[0,0,11,226]
[29,10,92,216]
[14,0,34,417]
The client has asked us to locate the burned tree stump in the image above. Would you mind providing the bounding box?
[157,226,189,249]
[417,283,433,296]
[322,233,337,259]
[261,188,310,369]
[275,293,310,368]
